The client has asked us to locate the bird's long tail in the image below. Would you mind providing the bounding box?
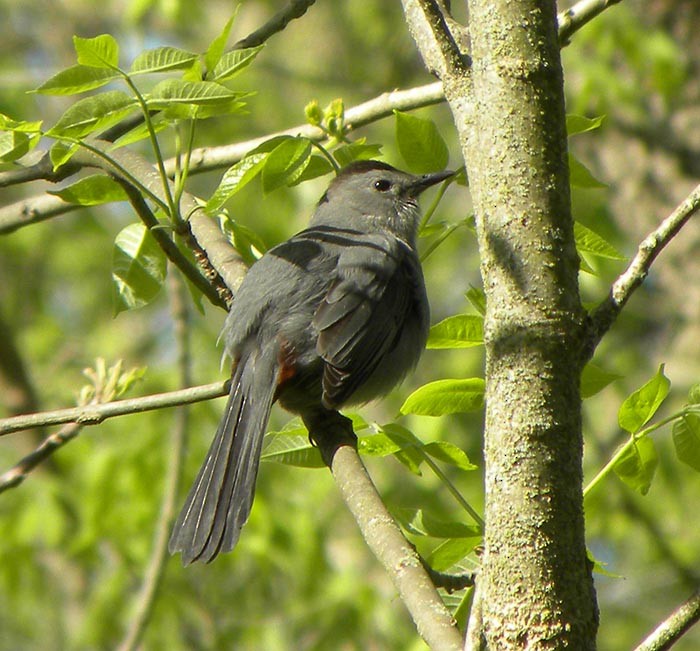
[169,350,278,564]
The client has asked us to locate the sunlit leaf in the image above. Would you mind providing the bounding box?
[262,137,312,193]
[613,435,658,495]
[34,65,120,95]
[261,433,323,468]
[574,221,625,261]
[147,80,241,107]
[46,90,137,139]
[426,538,480,572]
[672,414,700,472]
[205,14,235,73]
[395,110,449,173]
[427,314,484,349]
[401,378,485,416]
[395,508,481,538]
[111,223,167,314]
[206,153,268,212]
[49,175,129,205]
[211,45,264,81]
[73,34,119,69]
[567,114,605,136]
[130,46,198,74]
[618,364,670,433]
[423,441,477,471]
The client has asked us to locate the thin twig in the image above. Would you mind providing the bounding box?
[117,273,192,651]
[0,422,82,494]
[0,381,227,437]
[233,0,318,49]
[557,0,624,46]
[634,591,700,651]
[586,181,700,357]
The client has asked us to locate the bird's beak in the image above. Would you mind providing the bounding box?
[411,169,455,195]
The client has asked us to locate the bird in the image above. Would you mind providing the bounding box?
[169,159,452,564]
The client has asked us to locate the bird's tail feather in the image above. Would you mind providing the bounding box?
[169,351,278,564]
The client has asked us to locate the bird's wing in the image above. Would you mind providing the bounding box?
[312,232,417,407]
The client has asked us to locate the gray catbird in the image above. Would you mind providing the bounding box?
[169,160,452,564]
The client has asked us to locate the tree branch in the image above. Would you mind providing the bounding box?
[586,181,700,356]
[557,0,624,46]
[0,381,227,437]
[634,591,700,651]
[117,273,191,651]
[233,0,318,49]
[0,421,82,494]
[305,410,462,651]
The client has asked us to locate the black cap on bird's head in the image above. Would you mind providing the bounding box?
[312,160,454,241]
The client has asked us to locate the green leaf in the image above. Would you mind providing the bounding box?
[395,110,449,174]
[395,509,481,538]
[130,46,198,74]
[587,548,622,578]
[73,34,119,69]
[0,131,41,163]
[426,538,480,572]
[48,175,129,206]
[401,378,485,416]
[211,45,264,81]
[46,90,137,139]
[465,285,486,315]
[357,432,404,457]
[618,364,671,433]
[427,315,484,349]
[260,433,323,468]
[147,79,241,107]
[424,441,476,471]
[689,384,700,405]
[111,223,167,314]
[567,114,605,136]
[161,98,249,121]
[206,153,268,212]
[332,141,383,167]
[672,414,700,472]
[205,14,235,73]
[581,362,622,399]
[574,221,625,261]
[613,435,659,495]
[289,154,334,185]
[34,65,120,95]
[569,153,606,188]
[49,141,79,171]
[110,116,169,150]
[262,137,312,193]
[218,214,268,266]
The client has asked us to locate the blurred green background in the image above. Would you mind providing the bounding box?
[0,1,698,649]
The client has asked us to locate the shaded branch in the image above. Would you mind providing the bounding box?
[117,273,191,651]
[634,591,700,651]
[0,381,227,437]
[233,0,318,49]
[305,410,462,651]
[586,181,700,356]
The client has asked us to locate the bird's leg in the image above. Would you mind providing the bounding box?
[302,408,357,468]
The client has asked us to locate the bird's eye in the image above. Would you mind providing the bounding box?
[373,179,392,192]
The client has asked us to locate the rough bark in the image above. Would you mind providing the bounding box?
[403,0,599,647]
